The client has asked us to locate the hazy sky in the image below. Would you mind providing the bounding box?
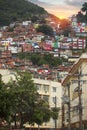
[28,0,85,19]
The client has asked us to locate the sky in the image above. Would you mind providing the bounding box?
[28,0,86,19]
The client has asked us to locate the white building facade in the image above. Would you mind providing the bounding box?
[33,78,62,129]
[62,53,87,130]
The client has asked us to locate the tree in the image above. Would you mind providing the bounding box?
[0,71,60,129]
[17,52,63,67]
[51,107,59,130]
[59,19,71,36]
[7,71,38,128]
[29,99,51,130]
[0,74,6,124]
[36,24,54,36]
[31,16,39,23]
[8,71,52,129]
[51,107,59,120]
[0,0,47,26]
[39,18,47,24]
[81,2,87,15]
[81,2,87,22]
[0,74,15,127]
[76,11,84,22]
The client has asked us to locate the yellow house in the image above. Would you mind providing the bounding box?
[62,53,87,130]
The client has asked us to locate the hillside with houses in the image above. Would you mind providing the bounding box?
[0,1,87,130]
[0,13,87,82]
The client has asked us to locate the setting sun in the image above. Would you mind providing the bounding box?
[58,15,65,19]
[46,8,71,19]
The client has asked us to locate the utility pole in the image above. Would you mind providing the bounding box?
[67,83,71,130]
[62,104,65,128]
[78,71,83,130]
[54,96,57,130]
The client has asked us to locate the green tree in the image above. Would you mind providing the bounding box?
[81,2,87,22]
[8,71,38,128]
[29,53,42,65]
[51,107,59,130]
[31,16,39,23]
[76,11,84,22]
[59,19,71,36]
[29,99,51,130]
[36,24,54,36]
[17,52,63,67]
[51,107,59,120]
[44,53,62,67]
[0,71,60,129]
[39,18,47,24]
[8,71,52,129]
[0,74,15,126]
[0,0,47,26]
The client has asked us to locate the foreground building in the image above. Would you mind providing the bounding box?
[33,78,62,129]
[0,69,63,130]
[62,53,87,130]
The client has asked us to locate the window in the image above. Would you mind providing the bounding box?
[43,95,49,102]
[53,87,56,92]
[35,84,41,91]
[43,85,49,93]
[72,105,79,117]
[52,96,56,104]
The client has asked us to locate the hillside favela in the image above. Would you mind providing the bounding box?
[0,0,87,130]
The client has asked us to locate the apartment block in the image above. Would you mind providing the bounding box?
[62,53,87,130]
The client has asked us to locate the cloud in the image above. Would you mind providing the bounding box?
[27,0,55,9]
[28,0,83,9]
[27,0,50,6]
[27,0,84,18]
[64,0,84,7]
[27,0,64,7]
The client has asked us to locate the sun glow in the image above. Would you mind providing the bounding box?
[58,15,65,19]
[47,9,70,19]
